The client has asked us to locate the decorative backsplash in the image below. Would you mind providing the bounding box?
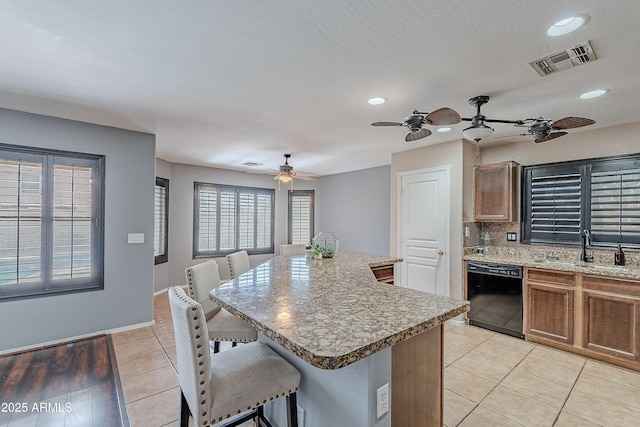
[462,221,638,267]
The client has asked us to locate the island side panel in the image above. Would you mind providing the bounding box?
[391,324,443,427]
[261,334,392,427]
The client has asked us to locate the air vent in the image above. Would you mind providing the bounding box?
[529,41,597,77]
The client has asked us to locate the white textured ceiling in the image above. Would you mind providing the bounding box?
[0,1,639,176]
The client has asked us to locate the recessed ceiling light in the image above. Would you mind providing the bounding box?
[367,97,386,105]
[437,127,452,133]
[580,89,608,99]
[242,162,263,167]
[547,15,589,37]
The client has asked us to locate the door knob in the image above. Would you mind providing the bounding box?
[437,250,445,255]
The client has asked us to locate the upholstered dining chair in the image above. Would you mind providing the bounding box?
[226,250,251,279]
[185,260,257,353]
[279,244,307,256]
[168,286,300,427]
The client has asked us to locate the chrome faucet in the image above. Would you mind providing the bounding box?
[581,230,594,262]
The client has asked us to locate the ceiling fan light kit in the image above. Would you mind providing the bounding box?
[271,154,316,190]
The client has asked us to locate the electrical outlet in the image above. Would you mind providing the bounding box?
[297,404,305,427]
[507,232,517,241]
[464,226,470,237]
[376,383,389,418]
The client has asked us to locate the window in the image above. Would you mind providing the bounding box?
[288,190,314,244]
[522,154,640,247]
[154,177,169,265]
[193,182,274,257]
[0,144,104,301]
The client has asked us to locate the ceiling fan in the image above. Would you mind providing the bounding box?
[371,107,462,142]
[371,96,595,144]
[460,95,596,143]
[271,154,316,188]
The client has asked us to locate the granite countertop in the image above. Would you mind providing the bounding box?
[464,252,640,281]
[210,251,469,369]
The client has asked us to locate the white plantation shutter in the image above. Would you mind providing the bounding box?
[198,188,217,252]
[194,183,274,257]
[0,145,104,301]
[0,158,43,285]
[52,164,93,280]
[288,190,314,244]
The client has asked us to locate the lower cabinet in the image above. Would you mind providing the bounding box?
[525,268,640,371]
[525,269,575,344]
[582,275,640,362]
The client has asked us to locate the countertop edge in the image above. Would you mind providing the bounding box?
[211,296,469,369]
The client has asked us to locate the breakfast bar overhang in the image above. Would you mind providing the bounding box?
[210,251,469,427]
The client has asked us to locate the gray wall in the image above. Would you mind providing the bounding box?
[154,161,391,290]
[316,165,391,256]
[162,162,315,287]
[0,108,155,353]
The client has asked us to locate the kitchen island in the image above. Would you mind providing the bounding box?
[210,251,469,427]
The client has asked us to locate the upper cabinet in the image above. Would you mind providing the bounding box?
[474,161,519,222]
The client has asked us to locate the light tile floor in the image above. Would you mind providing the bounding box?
[112,290,640,426]
[442,322,640,427]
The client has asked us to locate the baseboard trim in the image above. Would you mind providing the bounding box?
[448,318,467,327]
[0,320,155,356]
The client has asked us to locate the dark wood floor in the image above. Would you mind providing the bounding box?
[0,335,127,427]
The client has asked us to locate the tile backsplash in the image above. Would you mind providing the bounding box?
[463,221,519,248]
[462,221,639,267]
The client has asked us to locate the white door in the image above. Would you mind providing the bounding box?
[397,167,450,297]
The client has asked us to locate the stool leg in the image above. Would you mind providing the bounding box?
[180,391,191,427]
[286,392,298,427]
[213,341,220,353]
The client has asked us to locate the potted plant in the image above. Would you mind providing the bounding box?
[311,244,325,260]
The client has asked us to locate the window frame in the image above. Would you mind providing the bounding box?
[154,177,169,265]
[193,182,275,258]
[521,153,640,248]
[288,190,314,245]
[0,143,105,301]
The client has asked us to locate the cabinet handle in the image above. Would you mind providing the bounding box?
[437,250,445,256]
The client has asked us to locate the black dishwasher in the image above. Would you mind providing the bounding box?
[466,261,524,339]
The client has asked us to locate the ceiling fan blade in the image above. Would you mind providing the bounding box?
[534,132,567,143]
[293,175,315,181]
[293,171,319,178]
[371,121,404,126]
[405,128,431,142]
[425,107,461,125]
[552,117,596,130]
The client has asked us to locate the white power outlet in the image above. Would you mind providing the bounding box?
[297,404,305,427]
[376,383,389,418]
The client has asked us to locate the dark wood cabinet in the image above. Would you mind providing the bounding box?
[474,161,519,222]
[582,275,640,362]
[525,269,575,344]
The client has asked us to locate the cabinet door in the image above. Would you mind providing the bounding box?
[527,283,574,344]
[473,161,517,222]
[582,275,640,361]
[525,269,574,344]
